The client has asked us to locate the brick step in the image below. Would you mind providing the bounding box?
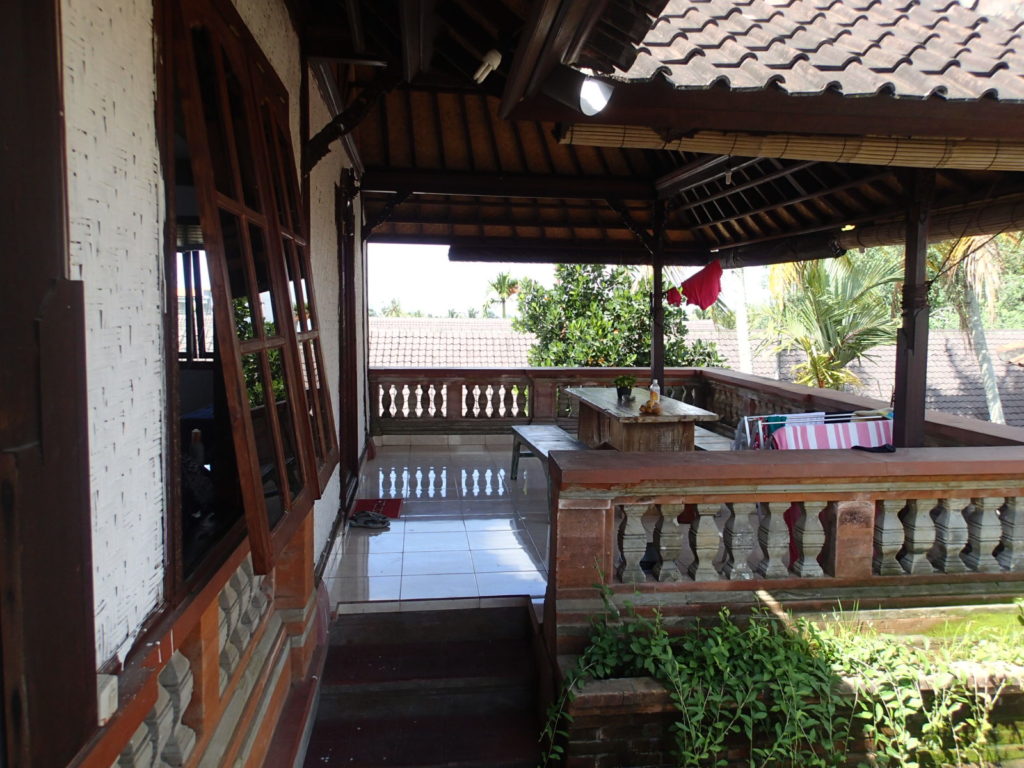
[329,605,530,646]
[305,711,539,768]
[322,637,534,686]
[304,605,541,767]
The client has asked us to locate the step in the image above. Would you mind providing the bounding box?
[304,711,540,768]
[306,604,541,768]
[329,605,531,647]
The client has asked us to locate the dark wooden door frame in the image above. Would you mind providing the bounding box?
[338,170,362,509]
[0,1,98,765]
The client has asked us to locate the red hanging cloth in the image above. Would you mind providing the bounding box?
[679,259,723,310]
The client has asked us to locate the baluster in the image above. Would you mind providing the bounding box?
[514,383,528,418]
[462,384,473,418]
[618,504,653,583]
[428,383,441,417]
[473,384,486,418]
[381,384,394,418]
[413,384,427,418]
[654,504,685,582]
[997,497,1022,571]
[962,497,1003,572]
[482,384,494,418]
[755,502,790,578]
[690,504,723,581]
[502,384,515,417]
[873,499,906,575]
[927,498,970,573]
[897,500,934,574]
[721,502,756,580]
[791,502,826,577]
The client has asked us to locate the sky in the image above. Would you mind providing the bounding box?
[366,242,769,317]
[367,243,556,317]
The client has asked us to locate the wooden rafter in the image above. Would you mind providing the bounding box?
[304,68,400,172]
[360,168,654,199]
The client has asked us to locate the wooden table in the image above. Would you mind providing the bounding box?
[564,386,719,452]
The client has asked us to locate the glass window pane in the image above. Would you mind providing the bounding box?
[281,239,306,332]
[248,223,277,337]
[300,340,325,463]
[219,211,256,341]
[276,123,302,229]
[190,27,234,198]
[223,52,261,211]
[261,106,291,230]
[297,249,313,331]
[311,339,333,455]
[267,348,304,502]
[243,352,284,528]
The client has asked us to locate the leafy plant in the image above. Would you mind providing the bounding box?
[613,374,636,389]
[540,592,1021,768]
[514,264,724,368]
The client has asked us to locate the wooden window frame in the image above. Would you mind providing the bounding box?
[256,82,340,491]
[165,0,337,575]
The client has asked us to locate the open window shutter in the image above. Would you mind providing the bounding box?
[174,0,318,572]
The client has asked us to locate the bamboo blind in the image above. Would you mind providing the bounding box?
[560,125,1024,172]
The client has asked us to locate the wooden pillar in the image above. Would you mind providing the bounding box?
[651,201,666,387]
[892,169,934,447]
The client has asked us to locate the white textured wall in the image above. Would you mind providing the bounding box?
[62,0,166,665]
[308,76,345,560]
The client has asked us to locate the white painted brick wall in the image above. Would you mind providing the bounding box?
[62,0,166,665]
[308,79,345,559]
[63,0,357,661]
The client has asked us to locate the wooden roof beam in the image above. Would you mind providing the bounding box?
[360,168,654,200]
[498,0,608,118]
[655,155,760,200]
[400,0,437,82]
[309,61,364,176]
[366,234,710,265]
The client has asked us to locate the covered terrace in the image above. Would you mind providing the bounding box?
[306,0,1024,642]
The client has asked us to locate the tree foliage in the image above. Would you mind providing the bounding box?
[487,271,520,318]
[513,264,724,367]
[763,253,902,389]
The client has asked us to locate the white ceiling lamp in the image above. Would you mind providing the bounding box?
[474,49,502,84]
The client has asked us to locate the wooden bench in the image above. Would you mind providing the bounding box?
[510,425,589,480]
[694,426,733,451]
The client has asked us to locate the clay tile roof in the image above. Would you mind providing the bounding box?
[369,318,535,368]
[621,0,1024,101]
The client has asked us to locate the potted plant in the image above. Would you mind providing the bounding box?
[613,374,636,401]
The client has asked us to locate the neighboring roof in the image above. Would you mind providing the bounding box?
[687,321,1024,426]
[370,317,1024,426]
[624,0,1024,101]
[369,318,535,368]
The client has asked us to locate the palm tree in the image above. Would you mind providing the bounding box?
[929,235,1006,423]
[765,254,902,389]
[487,272,520,318]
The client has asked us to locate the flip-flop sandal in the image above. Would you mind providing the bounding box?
[350,511,390,529]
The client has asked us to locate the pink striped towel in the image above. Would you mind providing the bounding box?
[771,420,893,450]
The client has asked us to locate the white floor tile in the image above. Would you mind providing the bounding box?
[404,531,470,552]
[402,549,475,575]
[401,573,479,600]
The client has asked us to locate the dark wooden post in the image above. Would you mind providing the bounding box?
[651,201,666,387]
[892,169,935,448]
[1,0,98,763]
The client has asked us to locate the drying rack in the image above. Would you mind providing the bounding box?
[741,409,891,450]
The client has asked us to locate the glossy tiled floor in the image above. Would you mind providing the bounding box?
[323,436,551,609]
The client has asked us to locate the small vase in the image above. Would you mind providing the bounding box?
[616,386,631,401]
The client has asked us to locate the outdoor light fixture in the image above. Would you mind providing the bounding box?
[579,75,613,116]
[542,65,614,116]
